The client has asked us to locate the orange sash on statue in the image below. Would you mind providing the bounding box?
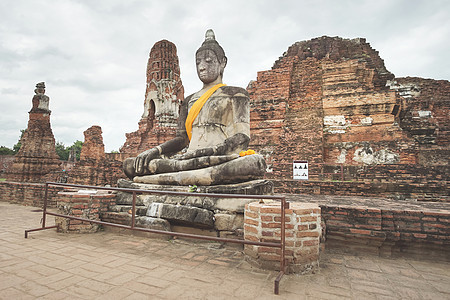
[185,83,226,140]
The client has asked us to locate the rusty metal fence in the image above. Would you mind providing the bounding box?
[25,182,290,295]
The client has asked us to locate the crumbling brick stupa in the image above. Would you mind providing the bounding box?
[248,36,449,201]
[68,126,123,186]
[120,40,184,156]
[6,82,61,182]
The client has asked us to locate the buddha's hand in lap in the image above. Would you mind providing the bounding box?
[134,148,160,174]
[173,146,217,160]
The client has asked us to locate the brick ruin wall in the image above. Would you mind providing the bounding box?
[67,126,125,187]
[0,181,64,207]
[249,36,449,201]
[321,205,449,260]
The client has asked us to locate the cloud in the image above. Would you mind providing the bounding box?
[0,0,449,152]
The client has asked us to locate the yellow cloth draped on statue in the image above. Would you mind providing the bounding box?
[185,83,226,140]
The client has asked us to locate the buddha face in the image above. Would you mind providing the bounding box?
[196,49,225,84]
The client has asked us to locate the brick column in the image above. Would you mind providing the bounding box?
[55,190,116,233]
[244,201,321,274]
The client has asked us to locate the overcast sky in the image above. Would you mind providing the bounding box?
[1,0,449,152]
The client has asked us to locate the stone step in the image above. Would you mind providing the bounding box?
[147,202,214,228]
[110,203,215,229]
[101,211,170,231]
[109,205,147,216]
[115,190,260,214]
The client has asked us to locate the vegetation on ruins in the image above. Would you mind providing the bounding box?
[55,140,83,161]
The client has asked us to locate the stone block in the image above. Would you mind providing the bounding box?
[147,203,214,228]
[135,216,170,231]
[214,213,244,231]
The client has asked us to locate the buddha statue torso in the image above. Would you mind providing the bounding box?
[186,86,250,153]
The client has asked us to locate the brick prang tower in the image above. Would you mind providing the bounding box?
[120,40,184,156]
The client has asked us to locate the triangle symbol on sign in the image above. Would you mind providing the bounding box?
[298,165,303,169]
[302,173,307,176]
[294,165,298,169]
[304,164,308,169]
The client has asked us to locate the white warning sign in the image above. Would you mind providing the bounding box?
[293,160,308,180]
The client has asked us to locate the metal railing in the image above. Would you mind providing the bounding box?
[25,182,290,295]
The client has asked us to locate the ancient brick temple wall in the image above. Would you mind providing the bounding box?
[321,61,414,167]
[249,36,449,200]
[389,77,450,165]
[248,55,326,180]
[320,204,449,259]
[0,181,64,207]
[6,83,61,182]
[68,126,125,187]
[0,155,15,177]
[120,40,184,157]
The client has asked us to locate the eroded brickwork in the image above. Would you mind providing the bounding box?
[249,36,449,200]
[0,155,14,177]
[120,40,184,156]
[6,83,61,182]
[389,77,450,165]
[244,201,321,273]
[0,181,63,207]
[68,126,124,186]
[55,191,116,233]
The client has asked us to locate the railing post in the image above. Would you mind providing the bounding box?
[131,191,136,229]
[280,198,286,272]
[42,182,48,228]
[275,197,288,295]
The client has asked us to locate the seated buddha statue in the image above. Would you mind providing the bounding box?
[123,29,266,186]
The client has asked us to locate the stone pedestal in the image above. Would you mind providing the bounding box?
[55,190,116,233]
[101,179,274,240]
[244,201,321,274]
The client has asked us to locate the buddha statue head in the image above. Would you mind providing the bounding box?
[195,29,227,84]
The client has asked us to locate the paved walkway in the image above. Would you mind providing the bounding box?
[1,202,449,299]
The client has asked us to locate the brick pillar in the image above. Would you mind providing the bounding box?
[55,190,116,233]
[244,201,321,274]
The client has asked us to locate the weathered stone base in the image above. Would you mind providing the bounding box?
[118,178,274,195]
[105,179,274,241]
